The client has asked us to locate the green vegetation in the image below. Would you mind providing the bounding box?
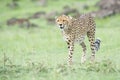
[0,0,120,80]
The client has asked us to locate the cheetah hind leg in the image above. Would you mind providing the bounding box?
[80,42,87,63]
[87,31,96,62]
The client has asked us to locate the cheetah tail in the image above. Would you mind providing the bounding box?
[95,38,101,51]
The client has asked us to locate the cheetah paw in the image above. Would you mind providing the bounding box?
[90,55,95,63]
[81,55,86,64]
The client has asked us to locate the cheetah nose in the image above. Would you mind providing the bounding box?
[59,24,62,26]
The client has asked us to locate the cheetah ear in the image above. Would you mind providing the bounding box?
[68,15,72,19]
[55,16,58,19]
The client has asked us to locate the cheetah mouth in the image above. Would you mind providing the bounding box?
[60,26,64,29]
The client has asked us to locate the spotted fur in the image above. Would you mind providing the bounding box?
[56,14,97,65]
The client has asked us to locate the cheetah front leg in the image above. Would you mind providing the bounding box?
[66,40,74,65]
[80,42,87,63]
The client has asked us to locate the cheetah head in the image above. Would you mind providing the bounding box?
[55,15,72,30]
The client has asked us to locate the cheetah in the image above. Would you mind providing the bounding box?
[55,14,100,65]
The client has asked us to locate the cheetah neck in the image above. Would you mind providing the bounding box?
[62,19,75,34]
[61,26,73,37]
[61,18,76,36]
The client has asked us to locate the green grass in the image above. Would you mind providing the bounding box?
[0,0,120,80]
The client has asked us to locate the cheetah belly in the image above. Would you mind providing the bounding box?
[75,36,85,43]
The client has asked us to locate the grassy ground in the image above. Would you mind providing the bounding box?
[0,0,120,80]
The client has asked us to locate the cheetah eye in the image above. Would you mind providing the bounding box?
[57,20,59,22]
[63,20,65,22]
